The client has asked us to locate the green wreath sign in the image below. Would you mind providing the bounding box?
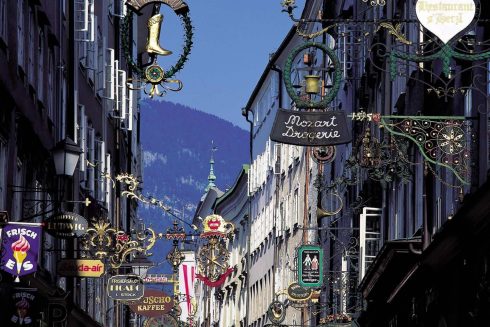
[284,42,342,109]
[121,8,193,80]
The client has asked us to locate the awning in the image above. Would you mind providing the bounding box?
[359,239,421,302]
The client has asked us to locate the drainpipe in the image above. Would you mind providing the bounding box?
[242,107,254,327]
[271,65,283,108]
[270,64,282,324]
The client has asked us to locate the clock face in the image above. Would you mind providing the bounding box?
[144,314,178,327]
[145,65,165,83]
[197,241,230,282]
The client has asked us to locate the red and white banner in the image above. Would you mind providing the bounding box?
[179,251,196,323]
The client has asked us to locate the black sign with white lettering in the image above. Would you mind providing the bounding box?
[107,275,145,301]
[45,212,88,238]
[270,109,351,146]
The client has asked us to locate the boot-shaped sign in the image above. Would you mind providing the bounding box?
[123,0,193,98]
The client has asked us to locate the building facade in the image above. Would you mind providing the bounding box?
[0,0,144,326]
[213,165,250,327]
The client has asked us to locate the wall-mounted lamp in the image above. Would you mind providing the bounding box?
[52,137,82,177]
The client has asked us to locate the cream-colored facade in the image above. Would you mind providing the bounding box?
[244,3,323,326]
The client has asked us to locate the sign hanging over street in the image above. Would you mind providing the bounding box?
[415,0,476,44]
[1,223,42,281]
[128,289,173,317]
[107,275,145,301]
[287,283,313,301]
[143,274,175,284]
[270,109,351,146]
[298,245,324,288]
[57,259,105,278]
[45,212,88,238]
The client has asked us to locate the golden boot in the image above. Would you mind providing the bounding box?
[146,14,172,56]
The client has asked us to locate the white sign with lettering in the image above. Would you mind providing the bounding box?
[416,0,476,44]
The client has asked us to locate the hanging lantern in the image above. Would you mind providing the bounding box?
[360,128,381,168]
[304,75,321,94]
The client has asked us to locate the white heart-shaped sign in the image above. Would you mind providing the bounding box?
[416,0,476,44]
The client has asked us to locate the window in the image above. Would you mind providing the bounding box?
[17,0,25,68]
[0,0,7,45]
[12,159,25,221]
[28,7,35,86]
[109,0,126,17]
[86,126,95,194]
[359,207,382,282]
[37,28,45,102]
[105,154,112,213]
[0,138,7,210]
[77,104,87,174]
[96,33,105,97]
[75,0,94,42]
[47,50,55,120]
[293,188,299,225]
[94,139,105,202]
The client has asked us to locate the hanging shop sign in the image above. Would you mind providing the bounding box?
[107,275,145,301]
[129,289,173,317]
[0,223,42,282]
[415,0,476,44]
[196,215,235,288]
[312,146,336,163]
[45,212,88,238]
[6,287,38,326]
[270,109,351,146]
[57,259,105,278]
[144,314,179,327]
[200,214,234,238]
[287,282,313,301]
[298,245,324,288]
[143,274,174,284]
[267,300,286,324]
[122,0,192,98]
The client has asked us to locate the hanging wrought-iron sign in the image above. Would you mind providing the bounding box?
[298,245,323,288]
[284,42,342,109]
[287,282,313,301]
[312,146,336,163]
[107,275,145,301]
[123,0,193,98]
[45,212,88,238]
[81,219,158,269]
[129,289,173,317]
[270,109,351,146]
[57,259,105,278]
[267,300,286,324]
[196,215,235,287]
[144,314,179,327]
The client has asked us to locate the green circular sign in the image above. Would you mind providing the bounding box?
[284,42,342,109]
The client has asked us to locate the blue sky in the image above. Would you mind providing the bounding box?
[155,0,303,129]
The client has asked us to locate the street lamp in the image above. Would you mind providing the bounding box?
[52,137,82,177]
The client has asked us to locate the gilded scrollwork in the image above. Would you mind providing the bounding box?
[81,218,158,268]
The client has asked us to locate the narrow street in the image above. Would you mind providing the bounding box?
[1,0,490,326]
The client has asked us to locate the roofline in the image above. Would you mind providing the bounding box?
[244,26,297,111]
[243,0,317,111]
[215,164,249,208]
